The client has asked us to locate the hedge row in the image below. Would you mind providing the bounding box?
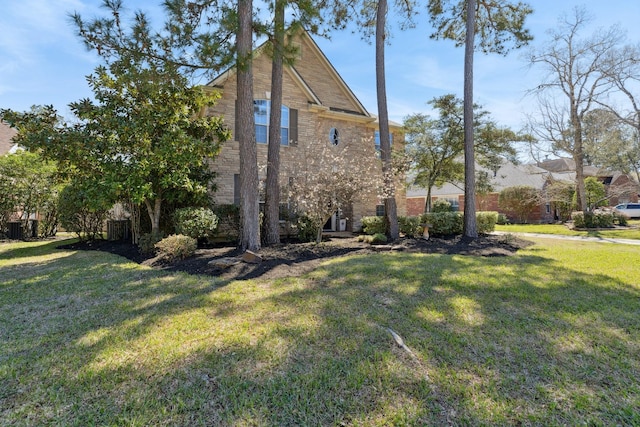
[362,211,499,237]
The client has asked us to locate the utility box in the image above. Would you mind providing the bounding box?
[7,222,23,240]
[107,219,131,241]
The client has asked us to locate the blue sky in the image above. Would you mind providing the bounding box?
[2,0,640,134]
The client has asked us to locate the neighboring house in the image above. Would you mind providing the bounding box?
[407,157,640,223]
[536,158,639,206]
[0,121,18,156]
[407,161,555,222]
[204,28,406,232]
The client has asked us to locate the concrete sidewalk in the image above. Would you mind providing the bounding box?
[492,231,640,246]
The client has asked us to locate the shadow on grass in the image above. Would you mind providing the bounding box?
[1,241,639,425]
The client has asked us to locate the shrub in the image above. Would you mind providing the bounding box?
[498,186,541,224]
[476,211,499,234]
[57,183,109,242]
[432,199,453,213]
[572,211,615,229]
[139,231,164,254]
[212,204,240,242]
[614,212,628,226]
[420,212,463,236]
[398,216,422,238]
[362,233,388,245]
[173,207,219,240]
[361,216,386,235]
[496,213,510,225]
[155,234,197,260]
[297,215,319,243]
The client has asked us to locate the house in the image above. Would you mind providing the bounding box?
[407,157,640,223]
[536,158,639,206]
[407,160,556,222]
[203,28,406,232]
[0,121,18,156]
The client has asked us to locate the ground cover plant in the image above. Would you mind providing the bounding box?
[1,236,639,425]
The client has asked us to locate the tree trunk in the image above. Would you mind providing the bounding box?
[263,0,285,246]
[462,0,477,240]
[375,0,399,240]
[424,186,433,213]
[144,197,162,236]
[237,0,261,251]
[572,116,588,212]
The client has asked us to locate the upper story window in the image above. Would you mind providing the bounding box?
[374,130,393,155]
[254,100,289,146]
[329,128,340,146]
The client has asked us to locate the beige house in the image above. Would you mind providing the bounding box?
[204,29,406,232]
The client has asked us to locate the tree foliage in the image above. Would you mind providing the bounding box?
[285,144,376,243]
[545,179,574,222]
[2,53,229,240]
[427,0,532,54]
[525,7,625,213]
[0,150,61,238]
[498,185,541,223]
[427,0,533,239]
[405,94,521,212]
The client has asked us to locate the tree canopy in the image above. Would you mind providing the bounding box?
[2,52,229,239]
[405,94,522,212]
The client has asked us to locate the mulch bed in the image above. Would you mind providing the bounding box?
[57,234,533,281]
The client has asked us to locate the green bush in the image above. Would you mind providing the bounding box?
[173,207,219,240]
[57,183,109,242]
[297,215,319,243]
[139,231,164,254]
[432,199,453,213]
[572,211,615,229]
[155,234,197,260]
[420,212,463,236]
[496,213,510,225]
[614,212,628,226]
[362,233,388,244]
[398,216,422,238]
[212,204,240,242]
[361,216,386,235]
[476,211,499,234]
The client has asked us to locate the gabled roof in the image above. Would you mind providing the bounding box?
[207,28,373,121]
[537,157,605,177]
[407,159,554,197]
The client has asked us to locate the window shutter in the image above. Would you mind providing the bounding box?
[289,108,298,145]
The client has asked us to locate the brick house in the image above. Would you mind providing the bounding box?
[407,158,639,223]
[407,161,555,222]
[203,28,406,232]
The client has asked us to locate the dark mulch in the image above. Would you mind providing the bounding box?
[57,234,533,281]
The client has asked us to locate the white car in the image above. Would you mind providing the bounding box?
[614,203,640,218]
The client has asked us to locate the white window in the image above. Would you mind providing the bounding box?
[254,100,289,145]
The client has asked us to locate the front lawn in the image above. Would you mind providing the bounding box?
[1,238,639,425]
[496,220,640,240]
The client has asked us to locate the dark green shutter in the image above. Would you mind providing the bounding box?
[289,108,298,145]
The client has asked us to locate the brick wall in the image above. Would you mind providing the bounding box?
[205,33,406,232]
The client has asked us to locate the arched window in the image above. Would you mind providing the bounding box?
[254,100,290,146]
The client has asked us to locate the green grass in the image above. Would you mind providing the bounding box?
[496,219,640,239]
[1,237,639,425]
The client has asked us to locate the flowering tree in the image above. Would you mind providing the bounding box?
[284,141,379,243]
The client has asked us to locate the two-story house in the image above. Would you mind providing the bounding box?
[203,28,406,232]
